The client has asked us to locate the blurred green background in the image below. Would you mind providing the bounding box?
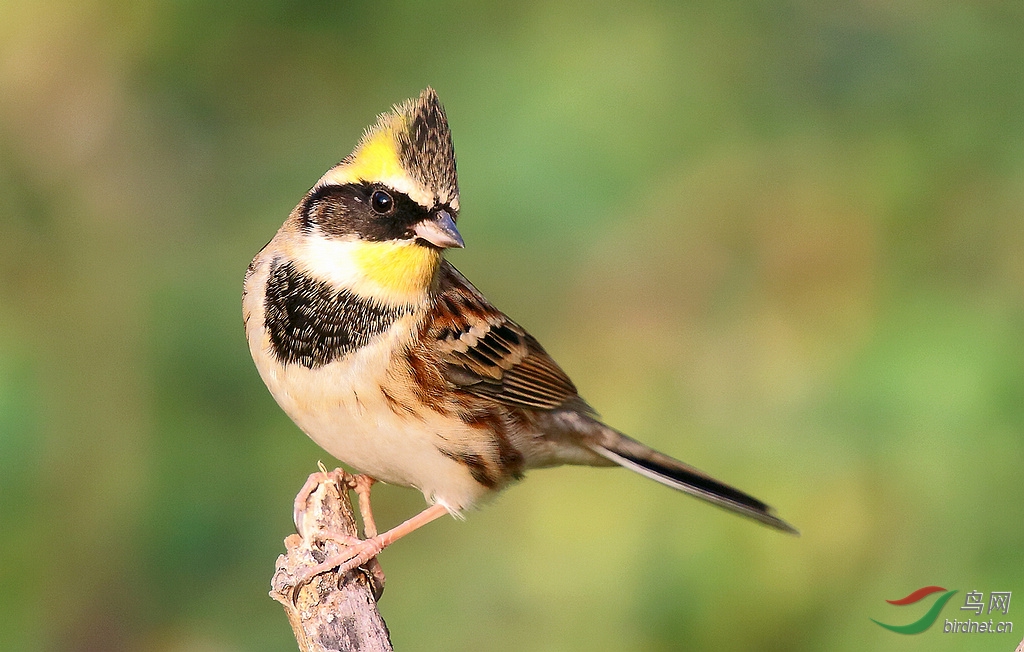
[2,1,1022,650]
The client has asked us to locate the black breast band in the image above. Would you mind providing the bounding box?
[264,261,414,368]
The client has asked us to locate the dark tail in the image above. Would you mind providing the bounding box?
[585,426,798,534]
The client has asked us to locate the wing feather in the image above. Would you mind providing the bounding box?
[426,262,589,413]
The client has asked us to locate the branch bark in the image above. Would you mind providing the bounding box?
[270,470,392,652]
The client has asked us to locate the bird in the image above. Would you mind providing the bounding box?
[243,87,796,578]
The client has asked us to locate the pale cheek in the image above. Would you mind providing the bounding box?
[289,236,438,306]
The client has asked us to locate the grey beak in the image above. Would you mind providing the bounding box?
[412,209,464,249]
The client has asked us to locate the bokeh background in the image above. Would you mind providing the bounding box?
[2,1,1023,651]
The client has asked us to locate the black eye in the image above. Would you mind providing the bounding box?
[370,190,394,215]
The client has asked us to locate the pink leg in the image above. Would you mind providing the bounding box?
[350,474,379,538]
[310,503,450,580]
[347,473,385,595]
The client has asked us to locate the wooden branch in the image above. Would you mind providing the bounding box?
[270,470,392,652]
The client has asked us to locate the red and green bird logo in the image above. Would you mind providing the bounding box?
[871,586,958,634]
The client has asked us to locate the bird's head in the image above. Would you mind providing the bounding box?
[285,88,462,305]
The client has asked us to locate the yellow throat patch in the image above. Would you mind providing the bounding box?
[351,239,441,302]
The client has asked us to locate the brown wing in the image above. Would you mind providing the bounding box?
[426,262,592,413]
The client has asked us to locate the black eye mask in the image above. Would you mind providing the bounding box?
[302,182,447,242]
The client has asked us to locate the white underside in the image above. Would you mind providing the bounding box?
[244,251,489,512]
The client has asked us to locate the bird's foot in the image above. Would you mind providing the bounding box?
[291,467,388,595]
[292,502,450,595]
[292,464,349,533]
[290,527,381,588]
[293,467,379,537]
